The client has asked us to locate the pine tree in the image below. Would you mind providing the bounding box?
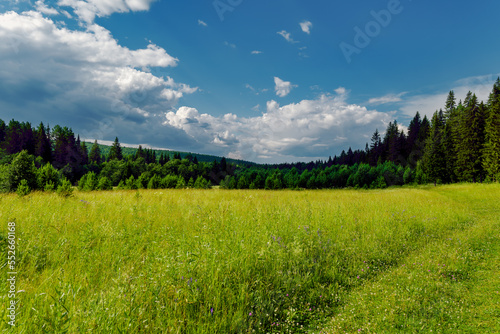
[406,112,423,167]
[455,94,486,182]
[0,119,5,144]
[444,90,456,121]
[4,120,23,154]
[382,121,400,163]
[135,145,145,160]
[443,100,460,182]
[422,111,447,185]
[464,91,473,107]
[89,140,102,164]
[35,122,52,163]
[108,137,123,161]
[80,141,89,165]
[369,129,382,165]
[483,79,500,181]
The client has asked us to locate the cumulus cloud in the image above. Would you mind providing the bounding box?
[251,50,262,55]
[198,19,207,27]
[300,20,312,34]
[0,10,196,145]
[277,30,297,43]
[274,77,296,97]
[58,0,156,24]
[35,0,59,15]
[164,90,392,162]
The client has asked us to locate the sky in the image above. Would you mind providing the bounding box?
[0,0,499,163]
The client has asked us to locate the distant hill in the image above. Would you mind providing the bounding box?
[82,142,257,167]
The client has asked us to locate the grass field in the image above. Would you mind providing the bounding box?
[0,184,499,333]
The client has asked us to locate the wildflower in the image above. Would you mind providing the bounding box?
[210,308,214,315]
[249,312,252,316]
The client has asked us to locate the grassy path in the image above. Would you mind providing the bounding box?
[317,184,500,333]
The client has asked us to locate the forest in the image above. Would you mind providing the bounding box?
[0,78,498,195]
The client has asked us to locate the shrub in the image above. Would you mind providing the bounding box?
[44,181,55,192]
[97,176,113,191]
[175,176,186,189]
[16,179,31,197]
[56,178,74,197]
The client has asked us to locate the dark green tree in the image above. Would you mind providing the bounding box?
[108,137,123,161]
[9,150,38,191]
[483,79,500,181]
[88,140,102,164]
[422,111,447,185]
[455,94,486,182]
[35,122,52,163]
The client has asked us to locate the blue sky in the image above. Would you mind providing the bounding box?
[1,0,499,163]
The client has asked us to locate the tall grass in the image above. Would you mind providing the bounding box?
[0,184,498,333]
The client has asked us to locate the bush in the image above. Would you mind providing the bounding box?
[44,181,55,192]
[37,163,60,190]
[0,165,10,193]
[162,175,178,189]
[136,173,150,189]
[147,175,161,189]
[9,150,37,191]
[56,178,74,197]
[97,176,113,191]
[16,179,31,197]
[80,172,98,191]
[125,176,138,190]
[175,176,186,189]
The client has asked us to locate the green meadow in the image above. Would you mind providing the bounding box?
[0,184,499,333]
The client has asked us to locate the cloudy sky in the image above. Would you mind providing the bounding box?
[1,0,499,163]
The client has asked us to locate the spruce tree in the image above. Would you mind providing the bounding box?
[422,111,447,185]
[369,129,382,165]
[455,94,486,182]
[89,140,102,164]
[109,137,123,161]
[0,119,5,144]
[444,90,456,121]
[406,112,423,167]
[35,122,52,163]
[483,79,500,181]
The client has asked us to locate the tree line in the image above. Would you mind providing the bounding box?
[224,78,500,189]
[0,79,498,194]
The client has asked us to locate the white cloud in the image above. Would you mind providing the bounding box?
[58,0,156,24]
[399,74,500,119]
[368,92,407,105]
[0,11,196,145]
[300,20,312,34]
[164,91,392,163]
[277,30,297,43]
[224,41,236,49]
[61,9,72,18]
[251,50,262,55]
[274,77,296,97]
[35,0,59,15]
[198,19,207,27]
